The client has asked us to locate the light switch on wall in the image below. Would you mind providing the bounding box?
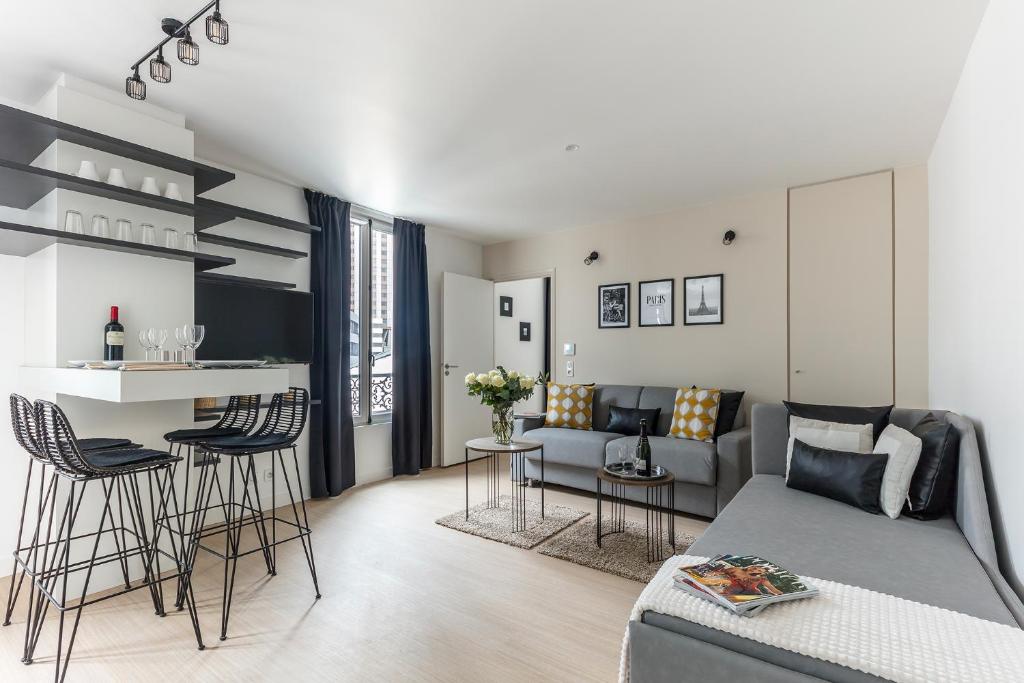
[566,360,574,377]
[563,342,576,356]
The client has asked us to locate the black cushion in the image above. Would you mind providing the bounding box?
[164,426,245,443]
[82,447,176,470]
[78,437,135,452]
[903,413,960,520]
[786,439,888,514]
[714,390,745,440]
[201,433,292,452]
[606,405,661,436]
[783,400,893,442]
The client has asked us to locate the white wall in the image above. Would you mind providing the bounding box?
[494,278,546,413]
[0,256,24,564]
[928,0,1024,597]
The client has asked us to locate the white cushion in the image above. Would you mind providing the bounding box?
[786,417,874,479]
[873,423,923,519]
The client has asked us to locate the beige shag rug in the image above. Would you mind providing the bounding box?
[435,496,589,549]
[538,517,697,583]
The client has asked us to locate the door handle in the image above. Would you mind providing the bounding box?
[444,362,459,376]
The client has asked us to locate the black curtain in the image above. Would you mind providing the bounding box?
[391,218,432,475]
[304,189,356,497]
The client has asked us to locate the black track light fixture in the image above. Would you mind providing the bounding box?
[150,47,171,83]
[722,229,737,246]
[125,1,231,100]
[177,29,199,65]
[125,67,146,100]
[584,251,599,266]
[206,1,229,44]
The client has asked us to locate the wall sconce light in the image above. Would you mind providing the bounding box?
[722,229,736,246]
[584,251,599,265]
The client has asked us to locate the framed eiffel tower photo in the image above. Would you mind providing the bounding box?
[683,274,724,325]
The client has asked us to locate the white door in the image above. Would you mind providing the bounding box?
[789,171,894,405]
[442,272,494,466]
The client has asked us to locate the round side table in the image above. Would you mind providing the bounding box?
[596,468,675,563]
[465,438,544,532]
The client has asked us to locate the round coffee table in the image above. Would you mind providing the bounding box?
[465,437,544,532]
[596,467,675,563]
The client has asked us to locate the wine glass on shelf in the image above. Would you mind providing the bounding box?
[188,324,206,369]
[148,328,168,361]
[175,325,189,365]
[138,329,153,361]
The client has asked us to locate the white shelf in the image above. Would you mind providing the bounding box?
[20,366,290,403]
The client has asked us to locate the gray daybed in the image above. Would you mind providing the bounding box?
[514,384,751,518]
[629,402,1024,683]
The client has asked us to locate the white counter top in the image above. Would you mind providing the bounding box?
[20,366,291,403]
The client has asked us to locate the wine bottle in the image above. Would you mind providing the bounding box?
[637,418,652,476]
[104,305,124,361]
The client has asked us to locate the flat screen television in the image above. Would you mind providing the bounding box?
[195,280,313,364]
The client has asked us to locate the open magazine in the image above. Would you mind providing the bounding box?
[673,554,818,616]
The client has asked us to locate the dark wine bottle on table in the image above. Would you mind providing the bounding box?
[104,305,124,361]
[637,418,652,476]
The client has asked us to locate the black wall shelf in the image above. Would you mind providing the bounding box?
[0,158,195,216]
[0,103,234,193]
[194,197,319,233]
[0,221,235,271]
[195,271,297,290]
[199,232,307,259]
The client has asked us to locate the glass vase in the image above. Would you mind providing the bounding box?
[492,404,514,445]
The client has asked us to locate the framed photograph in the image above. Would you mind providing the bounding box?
[499,295,513,317]
[519,322,531,341]
[684,274,724,325]
[598,283,630,329]
[638,278,674,327]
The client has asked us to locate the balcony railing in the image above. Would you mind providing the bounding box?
[350,374,393,415]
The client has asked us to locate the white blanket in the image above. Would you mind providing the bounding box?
[620,555,1024,683]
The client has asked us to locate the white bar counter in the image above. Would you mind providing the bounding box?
[20,366,291,403]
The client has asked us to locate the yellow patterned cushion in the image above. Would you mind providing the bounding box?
[669,387,721,442]
[544,382,595,430]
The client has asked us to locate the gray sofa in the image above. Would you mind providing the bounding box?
[629,402,1024,682]
[514,384,751,518]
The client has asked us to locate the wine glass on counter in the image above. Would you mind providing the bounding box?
[188,324,206,369]
[148,328,168,360]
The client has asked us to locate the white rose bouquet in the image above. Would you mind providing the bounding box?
[465,366,544,444]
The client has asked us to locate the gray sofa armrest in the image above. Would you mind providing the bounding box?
[715,426,752,514]
[514,414,546,437]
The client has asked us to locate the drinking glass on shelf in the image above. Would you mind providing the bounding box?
[91,214,110,239]
[163,228,178,250]
[140,223,156,246]
[115,218,133,242]
[183,232,198,252]
[188,324,206,369]
[64,210,83,234]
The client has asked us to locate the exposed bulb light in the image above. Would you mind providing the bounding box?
[722,229,736,246]
[177,29,199,65]
[150,47,172,83]
[206,1,229,44]
[125,67,146,101]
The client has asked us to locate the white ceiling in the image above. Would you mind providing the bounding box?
[0,1,988,243]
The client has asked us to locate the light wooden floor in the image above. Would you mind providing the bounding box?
[0,456,708,682]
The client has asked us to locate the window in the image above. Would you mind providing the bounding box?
[349,212,394,423]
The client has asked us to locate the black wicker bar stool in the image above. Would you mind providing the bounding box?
[3,394,139,628]
[196,387,321,641]
[162,394,261,610]
[14,399,203,682]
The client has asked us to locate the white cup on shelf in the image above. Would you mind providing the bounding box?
[77,160,100,181]
[106,168,128,188]
[164,182,182,201]
[140,176,160,195]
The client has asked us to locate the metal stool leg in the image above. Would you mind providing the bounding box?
[3,460,37,626]
[278,448,322,599]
